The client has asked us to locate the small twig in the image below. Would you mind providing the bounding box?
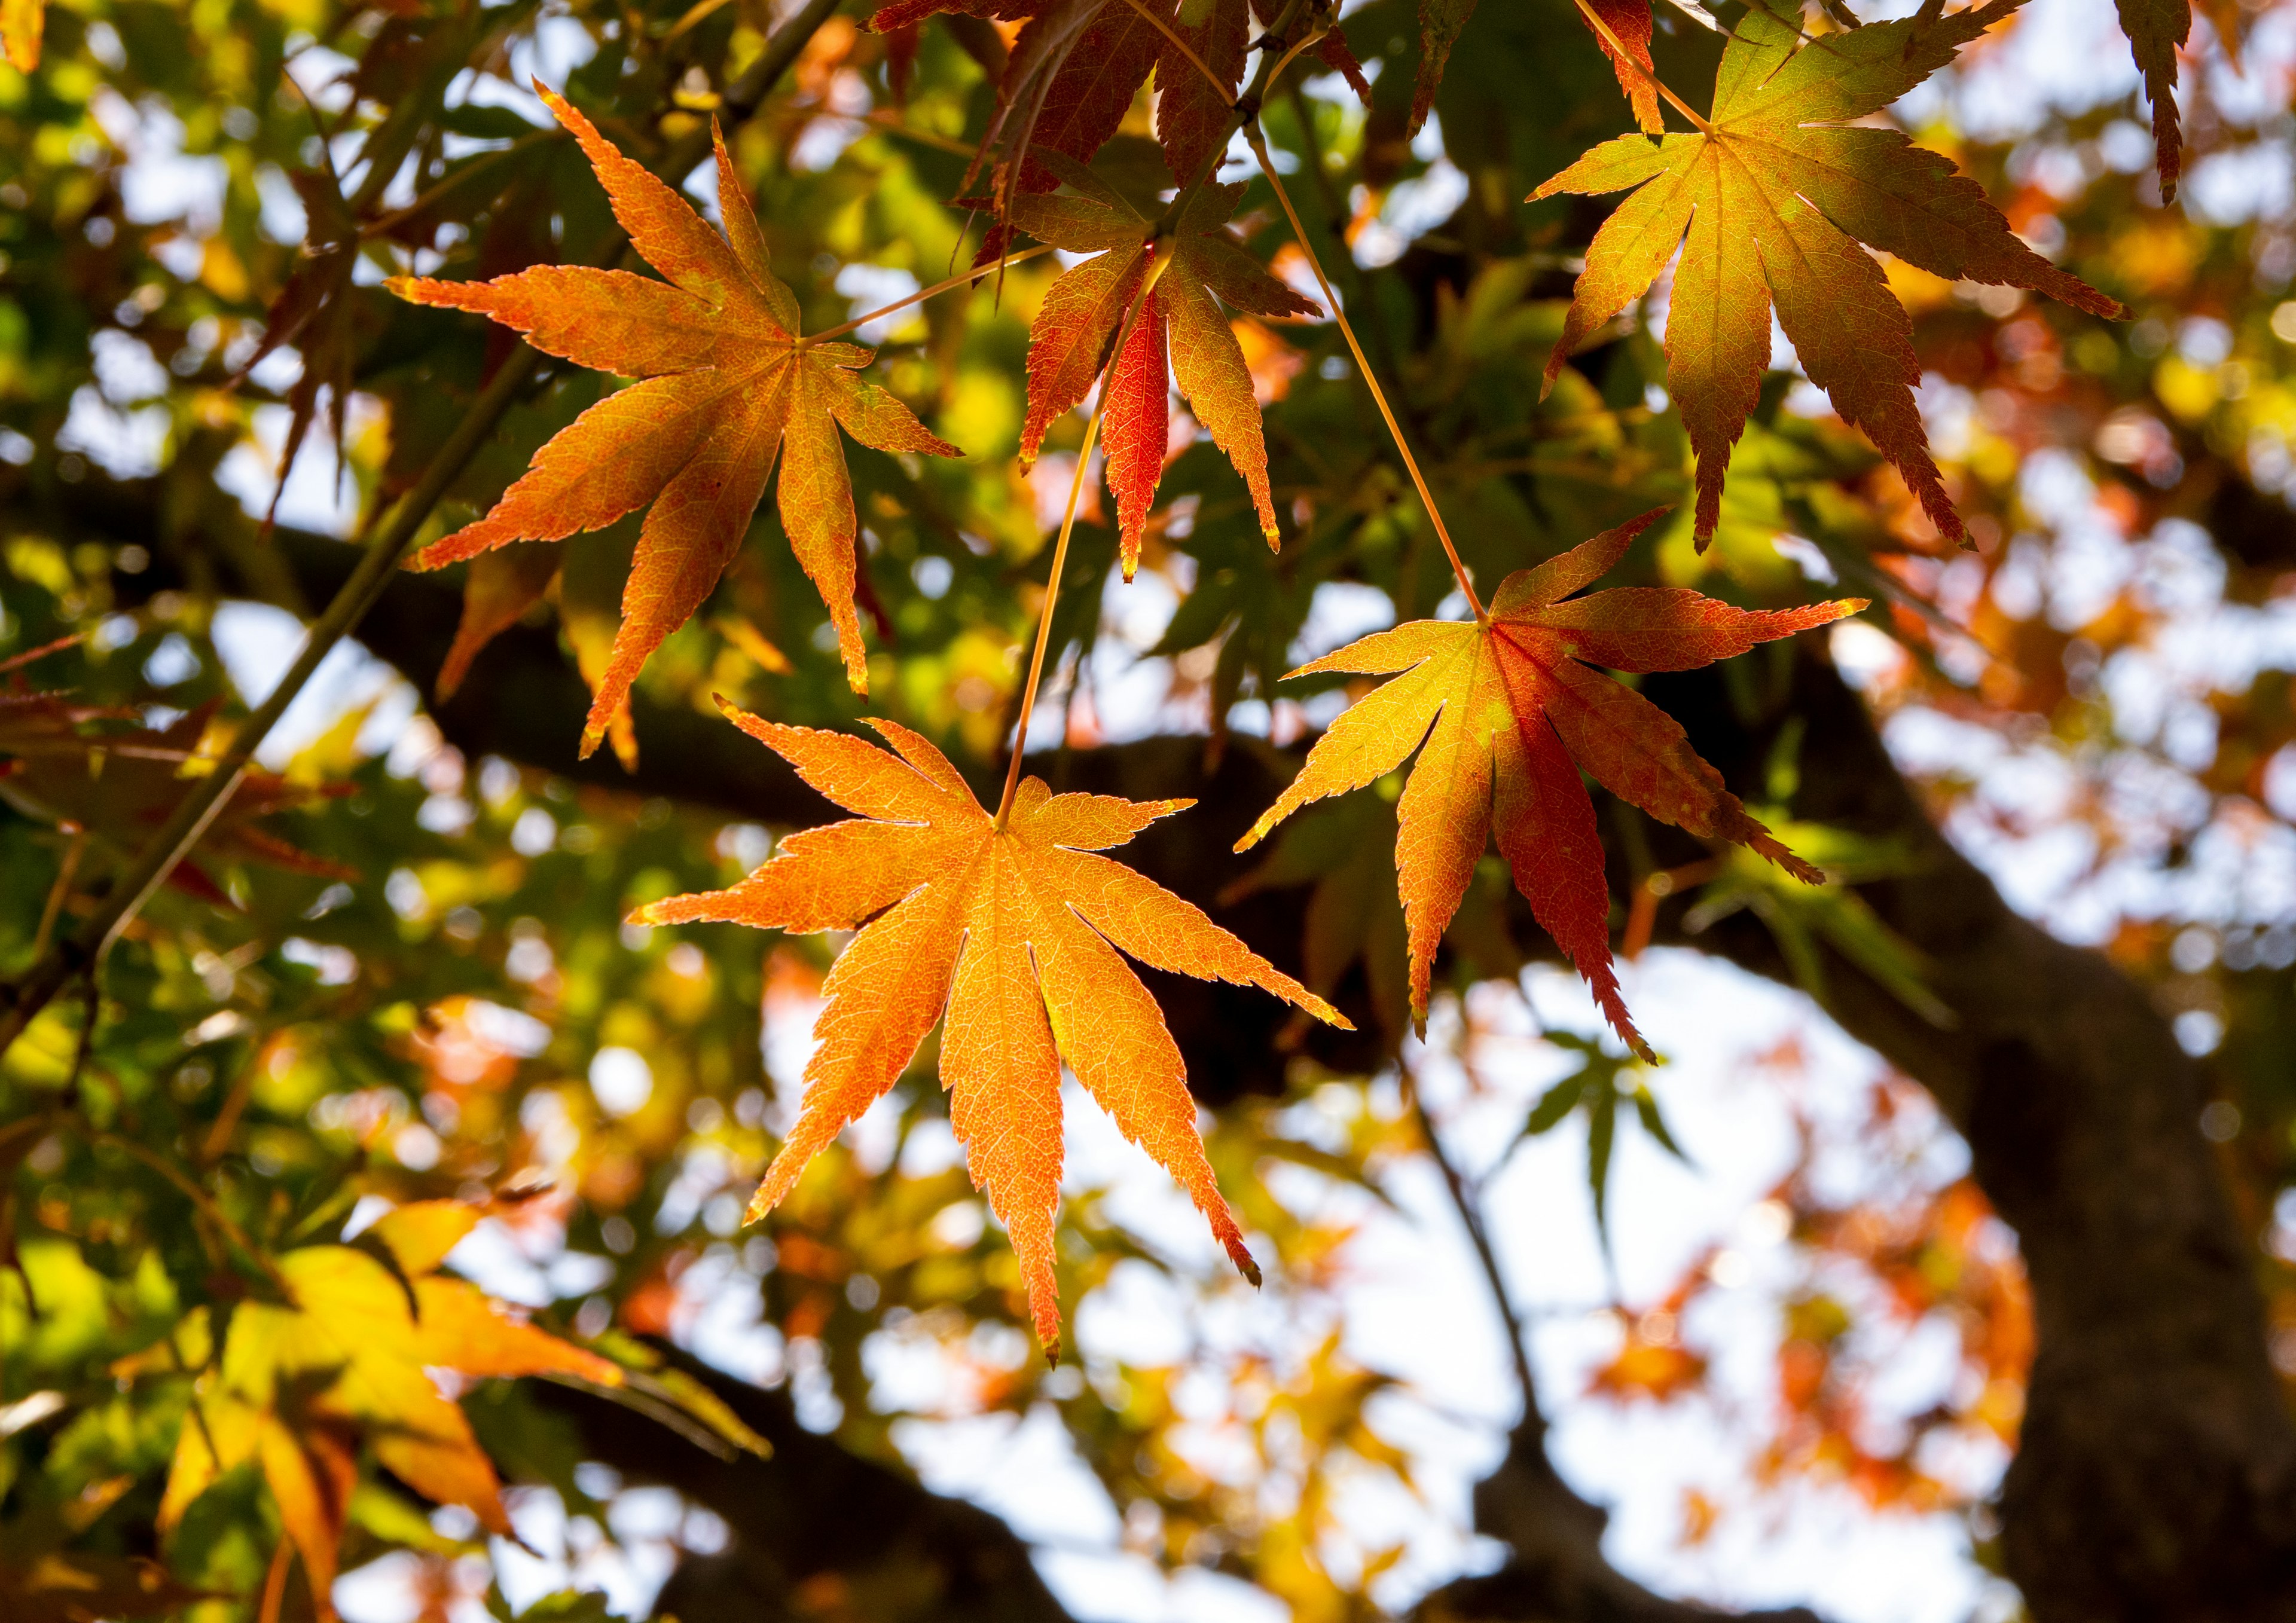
[1410,1076,1545,1439]
[801,242,1059,348]
[660,0,732,46]
[199,1049,262,1166]
[1245,125,1486,622]
[0,626,93,676]
[28,826,85,967]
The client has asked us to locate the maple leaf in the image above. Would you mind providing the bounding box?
[2,0,41,72]
[153,1203,623,1619]
[869,0,1363,225]
[1235,511,1862,1056]
[1410,0,1473,134]
[1531,0,2123,547]
[1010,161,1317,575]
[1414,0,1598,133]
[1153,0,1370,178]
[390,84,959,753]
[869,0,1171,238]
[0,699,352,905]
[633,702,1349,1352]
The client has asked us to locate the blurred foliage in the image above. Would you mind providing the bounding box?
[1,0,2295,1616]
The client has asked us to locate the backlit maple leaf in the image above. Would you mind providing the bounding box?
[1532,0,2123,547]
[152,1203,622,1619]
[869,0,1364,226]
[634,702,1349,1352]
[391,84,959,753]
[1011,162,1317,575]
[1236,511,1862,1055]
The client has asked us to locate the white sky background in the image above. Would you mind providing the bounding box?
[102,0,2294,1617]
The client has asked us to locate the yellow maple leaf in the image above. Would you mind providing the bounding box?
[155,1203,621,1616]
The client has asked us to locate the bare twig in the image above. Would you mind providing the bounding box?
[1409,1079,1544,1438]
[801,243,1059,348]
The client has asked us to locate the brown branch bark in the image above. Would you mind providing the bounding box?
[57,476,2296,1621]
[532,1347,1076,1623]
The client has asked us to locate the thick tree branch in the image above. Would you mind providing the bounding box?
[59,478,2296,1621]
[532,1349,1076,1623]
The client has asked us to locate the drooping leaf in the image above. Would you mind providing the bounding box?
[1410,0,1477,135]
[870,0,1357,228]
[633,702,1348,1352]
[154,1203,624,1619]
[390,84,960,751]
[1581,0,1662,136]
[2115,0,2190,199]
[1158,0,1253,184]
[871,0,1168,235]
[1153,0,1370,179]
[1235,511,1862,1055]
[1010,161,1317,574]
[1531,0,2123,546]
[1427,0,1654,135]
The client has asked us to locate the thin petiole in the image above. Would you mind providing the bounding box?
[997,252,1170,827]
[1244,125,1486,622]
[800,242,1059,348]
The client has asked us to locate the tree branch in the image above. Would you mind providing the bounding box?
[63,472,2296,1621]
[530,1346,1077,1623]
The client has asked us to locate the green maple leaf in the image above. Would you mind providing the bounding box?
[1532,0,2122,548]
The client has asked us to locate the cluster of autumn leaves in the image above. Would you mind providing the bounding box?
[362,0,2127,1349]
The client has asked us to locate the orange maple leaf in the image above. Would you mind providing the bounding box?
[1531,0,2121,547]
[1236,511,1862,1056]
[635,702,1349,1352]
[391,84,958,753]
[1012,160,1317,576]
